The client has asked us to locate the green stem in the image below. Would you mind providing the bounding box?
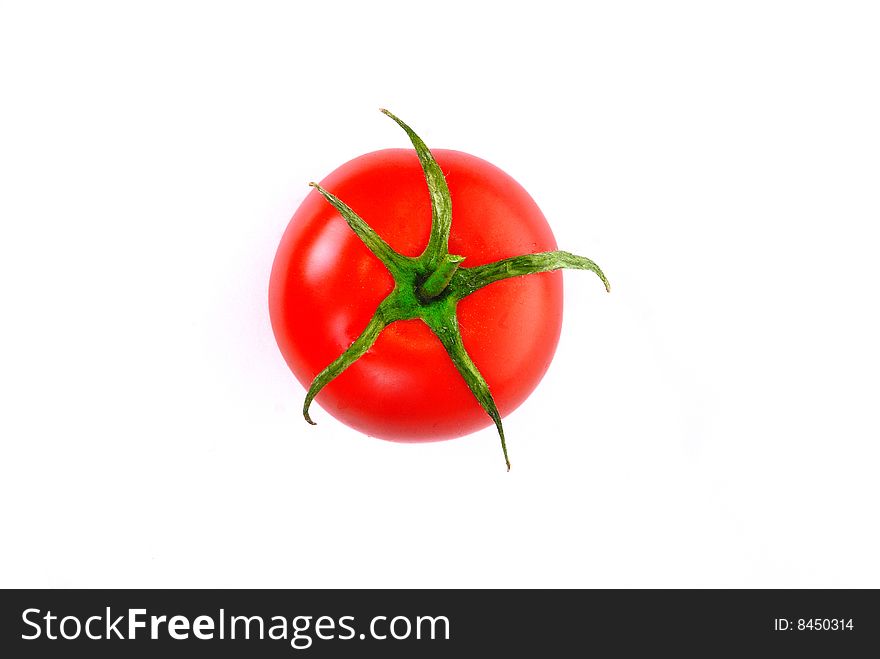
[418,254,466,301]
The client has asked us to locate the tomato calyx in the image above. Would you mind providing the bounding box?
[302,109,610,470]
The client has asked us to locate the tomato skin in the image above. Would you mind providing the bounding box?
[269,148,563,441]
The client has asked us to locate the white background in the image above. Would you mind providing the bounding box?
[1,1,878,588]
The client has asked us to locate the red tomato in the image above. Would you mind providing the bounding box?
[269,148,563,441]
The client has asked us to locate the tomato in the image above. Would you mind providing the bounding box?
[269,111,608,468]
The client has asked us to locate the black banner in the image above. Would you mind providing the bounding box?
[1,589,877,656]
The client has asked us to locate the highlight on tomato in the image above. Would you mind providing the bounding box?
[269,110,609,469]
